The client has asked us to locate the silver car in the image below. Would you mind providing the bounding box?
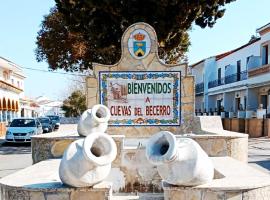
[5,118,43,143]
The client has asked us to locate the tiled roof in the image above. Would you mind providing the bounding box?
[216,38,260,60]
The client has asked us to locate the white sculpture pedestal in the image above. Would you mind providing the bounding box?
[163,157,270,200]
[0,159,112,200]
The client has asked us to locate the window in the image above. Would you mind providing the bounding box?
[235,98,241,111]
[9,119,36,127]
[218,68,221,85]
[17,81,20,88]
[261,95,267,109]
[11,79,14,85]
[246,55,253,66]
[3,71,8,80]
[244,96,247,110]
[262,44,269,65]
[237,60,241,81]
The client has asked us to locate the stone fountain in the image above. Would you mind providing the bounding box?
[1,22,270,200]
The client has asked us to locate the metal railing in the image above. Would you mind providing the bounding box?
[195,82,204,94]
[208,70,247,89]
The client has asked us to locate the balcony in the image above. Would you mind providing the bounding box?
[208,70,247,89]
[248,64,270,77]
[0,80,23,94]
[195,82,204,95]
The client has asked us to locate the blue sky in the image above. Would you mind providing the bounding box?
[187,0,270,62]
[0,0,269,100]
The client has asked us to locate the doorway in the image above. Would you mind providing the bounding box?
[235,98,241,111]
[21,108,25,117]
[217,99,222,113]
[237,60,241,81]
[261,95,267,109]
[218,68,221,85]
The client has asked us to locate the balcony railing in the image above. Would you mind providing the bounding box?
[208,70,247,89]
[195,82,204,94]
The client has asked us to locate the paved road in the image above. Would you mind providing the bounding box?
[0,140,32,178]
[0,124,77,178]
[0,126,270,179]
[248,137,270,173]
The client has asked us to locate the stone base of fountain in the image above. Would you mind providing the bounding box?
[0,159,112,200]
[1,157,270,200]
[163,157,270,200]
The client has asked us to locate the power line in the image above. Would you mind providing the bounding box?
[21,66,89,77]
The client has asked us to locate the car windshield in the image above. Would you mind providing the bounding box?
[10,119,36,127]
[48,116,60,121]
[38,118,50,123]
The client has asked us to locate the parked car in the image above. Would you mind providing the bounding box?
[5,118,43,143]
[47,115,60,130]
[38,117,53,133]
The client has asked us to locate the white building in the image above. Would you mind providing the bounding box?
[0,57,25,122]
[19,97,39,118]
[35,96,64,117]
[192,22,270,118]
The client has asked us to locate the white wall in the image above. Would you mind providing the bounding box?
[224,92,234,112]
[195,96,204,111]
[224,64,235,76]
[216,41,260,78]
[192,62,204,84]
[247,88,259,111]
[204,57,217,82]
[215,32,270,79]
[207,95,217,111]
[192,27,270,114]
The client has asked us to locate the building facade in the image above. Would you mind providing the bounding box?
[0,57,25,123]
[192,22,270,118]
[35,96,64,117]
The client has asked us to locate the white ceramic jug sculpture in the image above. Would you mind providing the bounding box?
[146,131,214,186]
[77,104,111,137]
[59,132,117,187]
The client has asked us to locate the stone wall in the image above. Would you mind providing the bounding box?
[163,185,270,200]
[163,156,270,200]
[31,134,124,165]
[0,185,111,200]
[0,159,112,200]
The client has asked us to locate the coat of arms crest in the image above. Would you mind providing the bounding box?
[128,29,151,59]
[133,33,146,57]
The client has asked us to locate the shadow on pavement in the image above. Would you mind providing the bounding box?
[0,141,31,155]
[250,160,270,171]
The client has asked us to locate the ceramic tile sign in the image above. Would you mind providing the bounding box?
[99,71,181,126]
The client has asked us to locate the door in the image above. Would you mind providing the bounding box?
[218,68,221,85]
[244,96,247,110]
[237,60,241,81]
[217,99,222,113]
[261,95,267,109]
[235,98,241,111]
[262,45,268,65]
[21,108,24,117]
